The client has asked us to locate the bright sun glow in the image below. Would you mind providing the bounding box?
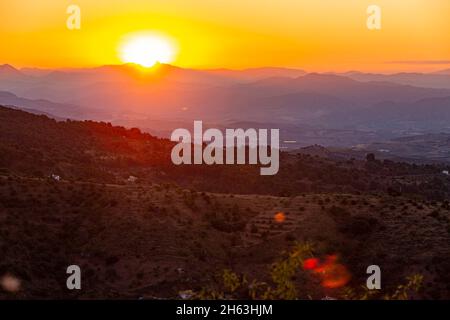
[119,34,176,68]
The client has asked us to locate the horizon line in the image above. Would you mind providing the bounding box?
[2,62,450,76]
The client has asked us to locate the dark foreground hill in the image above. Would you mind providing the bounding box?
[0,106,449,299]
[1,106,449,199]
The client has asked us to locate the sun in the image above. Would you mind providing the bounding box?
[119,33,176,68]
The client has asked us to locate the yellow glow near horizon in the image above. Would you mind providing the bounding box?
[0,0,449,72]
[119,34,176,67]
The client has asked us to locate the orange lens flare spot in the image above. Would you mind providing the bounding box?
[274,212,286,223]
[321,264,351,289]
[0,274,21,293]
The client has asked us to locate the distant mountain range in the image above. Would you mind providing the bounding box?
[432,68,450,75]
[338,71,450,89]
[1,63,450,149]
[0,90,107,120]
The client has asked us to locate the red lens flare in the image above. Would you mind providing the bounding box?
[302,254,351,289]
[303,258,319,270]
[274,212,286,223]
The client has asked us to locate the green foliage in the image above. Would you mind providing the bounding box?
[223,269,242,293]
[192,243,423,301]
[262,242,314,299]
[194,242,314,300]
[384,275,423,300]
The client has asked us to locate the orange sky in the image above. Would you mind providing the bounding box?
[0,0,449,72]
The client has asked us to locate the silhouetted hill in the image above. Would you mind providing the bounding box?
[0,64,25,79]
[340,71,450,89]
[0,91,94,120]
[1,105,449,198]
[205,67,306,81]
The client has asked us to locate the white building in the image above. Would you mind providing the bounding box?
[127,175,138,183]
